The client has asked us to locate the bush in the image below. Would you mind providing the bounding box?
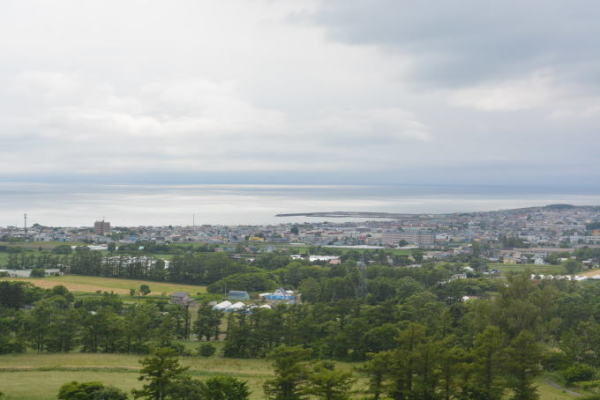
[563,363,597,385]
[198,343,216,357]
[201,376,250,400]
[58,381,127,400]
[149,341,186,356]
[542,351,570,371]
[139,284,151,296]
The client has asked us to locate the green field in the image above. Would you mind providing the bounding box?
[0,352,579,400]
[0,352,274,400]
[491,263,566,275]
[0,275,206,296]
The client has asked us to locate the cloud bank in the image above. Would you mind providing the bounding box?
[0,0,598,186]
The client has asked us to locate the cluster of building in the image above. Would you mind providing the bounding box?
[1,205,598,254]
[168,288,298,312]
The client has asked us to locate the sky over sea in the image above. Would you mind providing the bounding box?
[1,183,599,227]
[0,0,599,189]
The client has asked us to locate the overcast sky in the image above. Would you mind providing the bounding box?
[1,0,599,187]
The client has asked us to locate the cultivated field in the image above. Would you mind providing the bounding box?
[0,275,206,296]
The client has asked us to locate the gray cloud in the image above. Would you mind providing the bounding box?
[310,0,600,88]
[0,0,598,188]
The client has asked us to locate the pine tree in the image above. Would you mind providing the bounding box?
[505,331,541,400]
[263,345,312,400]
[132,347,189,400]
[305,361,355,400]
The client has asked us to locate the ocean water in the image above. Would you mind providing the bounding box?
[0,183,599,227]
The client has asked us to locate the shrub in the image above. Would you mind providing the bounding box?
[199,343,217,357]
[563,363,597,385]
[542,351,570,371]
[58,381,127,400]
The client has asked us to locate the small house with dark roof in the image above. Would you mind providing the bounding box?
[170,292,194,306]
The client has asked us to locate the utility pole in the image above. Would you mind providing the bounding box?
[24,213,28,235]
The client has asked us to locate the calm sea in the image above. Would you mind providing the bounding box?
[0,183,599,227]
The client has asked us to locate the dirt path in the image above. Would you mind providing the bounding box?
[545,379,582,397]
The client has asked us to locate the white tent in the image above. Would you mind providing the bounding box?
[228,302,246,311]
[213,301,232,311]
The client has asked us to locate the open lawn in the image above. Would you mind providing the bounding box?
[0,275,206,296]
[491,263,566,275]
[0,352,352,400]
[0,352,579,400]
[0,353,273,400]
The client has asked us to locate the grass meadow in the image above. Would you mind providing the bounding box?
[0,351,580,400]
[0,352,294,400]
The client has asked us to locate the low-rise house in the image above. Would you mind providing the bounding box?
[170,292,194,306]
[259,288,298,304]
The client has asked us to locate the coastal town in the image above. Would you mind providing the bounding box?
[1,204,599,269]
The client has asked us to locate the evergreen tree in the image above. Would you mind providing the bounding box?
[505,331,541,400]
[195,303,222,341]
[469,326,507,400]
[132,347,189,400]
[360,352,392,400]
[200,376,250,400]
[263,345,312,400]
[305,361,355,400]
